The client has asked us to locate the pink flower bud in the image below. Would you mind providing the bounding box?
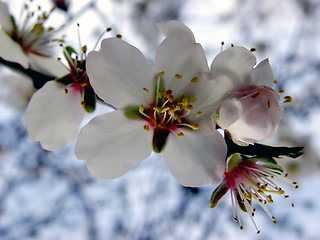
[215,85,283,143]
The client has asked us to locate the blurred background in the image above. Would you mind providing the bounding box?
[0,0,319,239]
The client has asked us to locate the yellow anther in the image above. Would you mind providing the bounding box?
[82,45,87,54]
[185,105,194,111]
[233,217,238,222]
[143,125,149,132]
[160,107,170,113]
[158,91,164,98]
[176,132,184,137]
[183,97,189,105]
[174,115,182,123]
[158,71,164,77]
[173,105,180,111]
[153,106,161,112]
[190,97,197,104]
[64,88,68,94]
[196,111,202,117]
[192,123,199,130]
[142,87,149,93]
[284,96,292,103]
[190,77,198,83]
[139,105,145,113]
[278,89,285,94]
[175,74,183,79]
[274,80,278,85]
[116,34,122,39]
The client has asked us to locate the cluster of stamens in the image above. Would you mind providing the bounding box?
[10,0,64,55]
[139,71,201,137]
[225,158,298,234]
[59,44,87,85]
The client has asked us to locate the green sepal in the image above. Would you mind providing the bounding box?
[236,191,249,212]
[56,73,73,85]
[63,46,77,65]
[123,106,141,120]
[65,46,77,56]
[152,127,169,153]
[210,181,229,208]
[227,153,242,170]
[254,157,278,165]
[83,86,96,113]
[9,15,17,33]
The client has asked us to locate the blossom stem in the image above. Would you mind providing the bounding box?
[225,134,303,159]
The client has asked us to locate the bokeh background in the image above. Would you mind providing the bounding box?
[0,0,319,239]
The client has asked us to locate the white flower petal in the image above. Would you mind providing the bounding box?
[0,1,12,32]
[183,75,231,120]
[157,20,195,42]
[28,54,69,77]
[155,33,209,98]
[251,58,274,87]
[210,46,256,88]
[75,110,153,179]
[25,81,84,151]
[162,130,227,187]
[216,97,242,129]
[86,38,154,108]
[0,27,29,68]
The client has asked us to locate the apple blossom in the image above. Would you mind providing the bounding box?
[24,45,95,151]
[210,47,284,143]
[210,153,298,233]
[75,21,227,187]
[0,0,64,76]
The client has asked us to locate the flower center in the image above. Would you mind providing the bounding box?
[224,155,298,233]
[9,2,63,56]
[58,45,96,113]
[138,71,201,153]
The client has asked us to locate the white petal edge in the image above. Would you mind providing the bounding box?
[162,129,227,187]
[25,81,85,151]
[75,110,153,179]
[251,58,274,87]
[87,38,154,109]
[155,33,209,98]
[0,27,29,68]
[210,46,256,89]
[157,20,195,42]
[28,54,69,77]
[0,1,12,32]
